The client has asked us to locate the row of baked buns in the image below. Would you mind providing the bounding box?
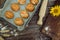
[5,0,39,26]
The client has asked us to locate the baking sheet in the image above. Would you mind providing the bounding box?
[0,0,41,31]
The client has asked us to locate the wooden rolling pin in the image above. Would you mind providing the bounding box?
[37,0,48,25]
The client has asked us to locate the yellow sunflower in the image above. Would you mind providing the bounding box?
[50,5,60,17]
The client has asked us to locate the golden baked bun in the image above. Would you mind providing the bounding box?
[18,0,26,4]
[20,10,29,18]
[14,18,24,26]
[30,0,39,5]
[11,3,20,12]
[5,11,14,19]
[26,3,35,12]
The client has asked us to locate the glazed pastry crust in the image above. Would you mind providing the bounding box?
[5,11,14,19]
[11,3,20,12]
[14,18,24,26]
[30,0,39,5]
[26,3,35,12]
[20,10,29,18]
[18,0,26,4]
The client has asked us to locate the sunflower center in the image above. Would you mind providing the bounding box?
[54,9,58,13]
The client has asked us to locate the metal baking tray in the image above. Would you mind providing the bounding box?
[0,0,41,31]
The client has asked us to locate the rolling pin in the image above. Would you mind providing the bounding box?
[37,0,48,25]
